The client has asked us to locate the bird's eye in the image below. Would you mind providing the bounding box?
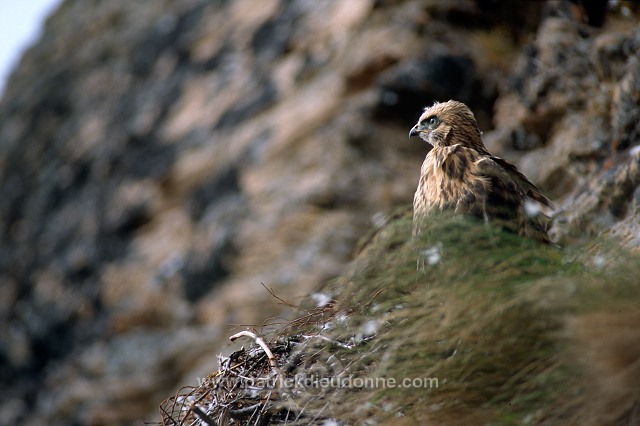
[427,116,440,129]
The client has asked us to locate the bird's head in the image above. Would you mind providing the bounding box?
[409,100,483,150]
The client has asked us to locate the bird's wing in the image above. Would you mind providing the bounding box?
[473,155,526,218]
[488,156,553,209]
[474,155,552,243]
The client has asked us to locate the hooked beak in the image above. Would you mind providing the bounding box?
[409,125,419,138]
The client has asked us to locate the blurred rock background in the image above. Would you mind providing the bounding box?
[0,0,638,424]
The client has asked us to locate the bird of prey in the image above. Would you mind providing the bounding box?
[409,100,553,243]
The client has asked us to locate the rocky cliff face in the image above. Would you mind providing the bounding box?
[0,0,638,424]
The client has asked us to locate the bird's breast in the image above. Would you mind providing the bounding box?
[414,148,488,215]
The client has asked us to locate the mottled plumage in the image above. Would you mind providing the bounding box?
[410,100,553,243]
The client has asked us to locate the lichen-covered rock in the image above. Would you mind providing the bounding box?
[487,14,640,246]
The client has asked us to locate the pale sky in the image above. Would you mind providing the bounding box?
[0,0,62,96]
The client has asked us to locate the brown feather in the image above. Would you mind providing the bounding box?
[410,100,554,244]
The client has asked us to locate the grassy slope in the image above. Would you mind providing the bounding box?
[278,210,640,425]
[162,210,640,425]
